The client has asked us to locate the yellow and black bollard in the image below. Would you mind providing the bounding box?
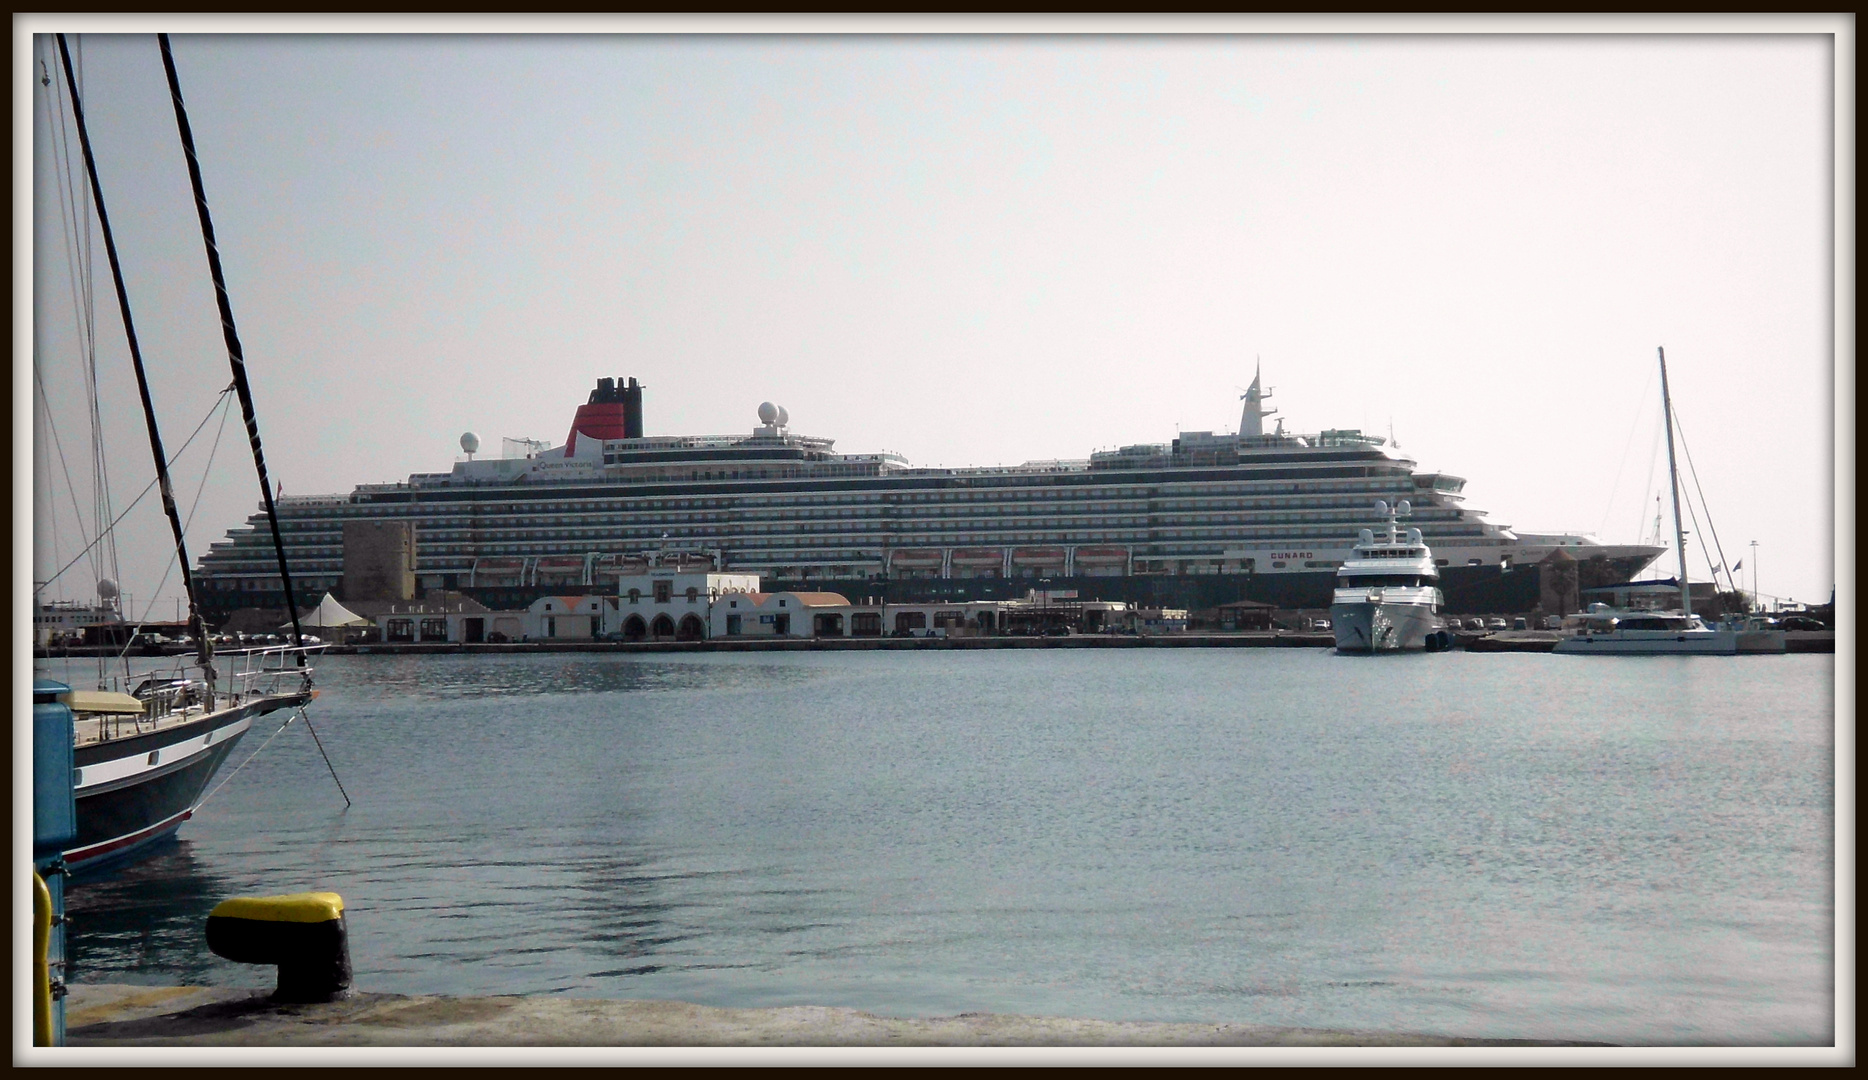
[206,892,353,1003]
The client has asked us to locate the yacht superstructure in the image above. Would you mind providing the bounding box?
[193,371,1663,619]
[1330,499,1449,652]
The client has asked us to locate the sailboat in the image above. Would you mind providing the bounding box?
[1554,348,1783,656]
[37,34,321,875]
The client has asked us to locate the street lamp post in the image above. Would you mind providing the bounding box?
[1749,540,1759,609]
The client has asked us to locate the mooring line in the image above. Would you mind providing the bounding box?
[195,710,298,813]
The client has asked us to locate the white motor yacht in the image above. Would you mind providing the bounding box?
[1331,499,1451,653]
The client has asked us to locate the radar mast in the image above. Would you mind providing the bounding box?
[1238,358,1279,438]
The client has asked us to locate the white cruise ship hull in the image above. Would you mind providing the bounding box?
[1331,601,1444,652]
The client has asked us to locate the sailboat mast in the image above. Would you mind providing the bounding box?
[157,34,306,657]
[54,34,215,678]
[1657,347,1692,617]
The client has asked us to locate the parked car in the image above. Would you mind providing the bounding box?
[1486,618,1508,631]
[1781,616,1827,631]
[1044,626,1072,637]
[1512,617,1528,630]
[1444,618,1463,631]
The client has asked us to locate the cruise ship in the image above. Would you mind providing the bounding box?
[192,373,1662,620]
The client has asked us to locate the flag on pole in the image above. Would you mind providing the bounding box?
[1731,559,1743,573]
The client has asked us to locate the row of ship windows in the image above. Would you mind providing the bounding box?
[316,480,1416,517]
[202,538,1513,583]
[206,527,1491,574]
[206,522,1492,569]
[204,577,341,591]
[240,504,1458,542]
[206,522,1494,560]
[331,490,1420,519]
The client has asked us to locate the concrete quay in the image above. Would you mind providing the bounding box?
[63,983,1605,1048]
[36,633,1334,659]
[34,630,1831,660]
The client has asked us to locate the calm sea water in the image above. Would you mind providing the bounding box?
[49,649,1834,1045]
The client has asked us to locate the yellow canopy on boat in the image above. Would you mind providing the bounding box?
[58,690,145,715]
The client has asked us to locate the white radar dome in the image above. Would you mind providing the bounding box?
[758,402,778,425]
[96,578,119,600]
[776,405,789,427]
[1373,500,1389,518]
[460,431,481,454]
[1396,500,1411,516]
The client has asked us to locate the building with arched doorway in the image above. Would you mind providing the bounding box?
[602,568,762,642]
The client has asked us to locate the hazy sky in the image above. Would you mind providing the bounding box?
[24,23,1843,616]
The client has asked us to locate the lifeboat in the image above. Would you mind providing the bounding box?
[1010,547,1067,566]
[593,554,651,577]
[950,547,1005,566]
[471,558,524,584]
[889,548,944,568]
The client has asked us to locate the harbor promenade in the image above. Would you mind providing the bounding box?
[63,983,1604,1048]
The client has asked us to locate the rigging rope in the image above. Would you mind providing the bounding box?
[193,709,299,813]
[54,32,215,675]
[112,391,237,667]
[159,34,308,660]
[300,711,352,808]
[35,386,236,597]
[34,365,103,589]
[1633,404,1664,547]
[38,40,107,596]
[1596,364,1655,540]
[1668,408,1737,594]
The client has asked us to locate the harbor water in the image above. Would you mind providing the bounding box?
[50,650,1833,1045]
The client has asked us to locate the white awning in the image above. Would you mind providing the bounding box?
[284,593,370,630]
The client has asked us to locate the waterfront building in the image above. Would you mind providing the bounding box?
[610,567,762,641]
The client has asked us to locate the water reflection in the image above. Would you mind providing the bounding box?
[58,650,1833,1043]
[328,654,829,701]
[65,840,238,986]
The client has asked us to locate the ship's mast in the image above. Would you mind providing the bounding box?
[55,34,215,681]
[158,34,306,661]
[1238,358,1278,438]
[1657,347,1691,617]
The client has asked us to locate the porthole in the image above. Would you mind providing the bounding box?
[147,750,161,766]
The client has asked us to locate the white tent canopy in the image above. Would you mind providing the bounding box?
[283,593,370,630]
